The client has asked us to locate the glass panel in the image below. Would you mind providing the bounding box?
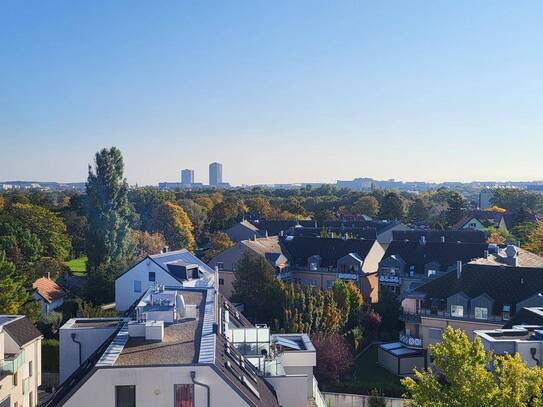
[245,329,257,343]
[232,329,245,343]
[451,305,463,317]
[475,307,488,320]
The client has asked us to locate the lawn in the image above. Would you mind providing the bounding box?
[65,256,87,276]
[329,344,405,397]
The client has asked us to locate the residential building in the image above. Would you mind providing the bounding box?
[114,249,214,312]
[469,244,543,268]
[209,162,223,186]
[181,169,194,185]
[248,220,317,237]
[380,264,543,376]
[32,276,67,316]
[452,209,535,234]
[208,236,289,298]
[321,220,409,245]
[49,276,324,406]
[225,220,263,243]
[0,316,43,407]
[377,238,489,298]
[281,236,385,302]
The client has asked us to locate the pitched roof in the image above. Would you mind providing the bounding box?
[382,241,489,274]
[33,277,67,303]
[322,220,403,234]
[280,236,377,268]
[469,247,543,268]
[249,220,316,236]
[287,226,378,240]
[2,316,43,346]
[413,264,543,308]
[241,236,284,257]
[150,249,214,274]
[214,334,279,407]
[392,230,487,244]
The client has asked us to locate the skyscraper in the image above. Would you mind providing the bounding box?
[181,169,194,185]
[209,162,222,186]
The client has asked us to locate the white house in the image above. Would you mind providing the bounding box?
[114,249,215,312]
[32,277,67,316]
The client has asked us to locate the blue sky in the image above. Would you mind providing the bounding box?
[1,1,542,185]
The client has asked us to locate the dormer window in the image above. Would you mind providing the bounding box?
[503,305,511,320]
[474,307,488,320]
[309,262,318,271]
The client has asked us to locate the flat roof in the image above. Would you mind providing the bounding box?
[114,290,206,366]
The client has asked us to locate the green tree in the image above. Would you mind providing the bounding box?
[178,199,208,239]
[0,252,29,314]
[233,252,283,323]
[352,196,380,218]
[408,198,430,224]
[86,147,132,271]
[151,201,195,251]
[245,196,274,219]
[379,192,405,220]
[403,327,543,407]
[446,192,467,226]
[209,198,247,231]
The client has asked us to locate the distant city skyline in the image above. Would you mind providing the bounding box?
[2,2,543,185]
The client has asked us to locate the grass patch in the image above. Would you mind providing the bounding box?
[328,344,405,397]
[42,339,59,372]
[65,256,87,276]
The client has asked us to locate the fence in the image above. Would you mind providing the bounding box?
[323,392,405,407]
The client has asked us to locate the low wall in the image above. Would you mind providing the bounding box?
[41,372,59,389]
[323,392,405,407]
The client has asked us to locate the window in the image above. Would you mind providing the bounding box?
[217,262,224,271]
[219,278,224,285]
[174,384,193,407]
[29,361,33,377]
[116,385,136,407]
[13,372,18,386]
[29,391,33,407]
[429,328,442,341]
[503,305,511,321]
[427,270,436,277]
[148,272,156,282]
[474,307,488,320]
[133,280,142,293]
[451,305,464,317]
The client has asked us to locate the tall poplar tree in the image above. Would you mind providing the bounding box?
[85,147,131,272]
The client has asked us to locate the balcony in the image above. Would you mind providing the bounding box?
[401,308,507,324]
[337,272,359,281]
[379,274,401,285]
[399,331,423,348]
[1,352,25,375]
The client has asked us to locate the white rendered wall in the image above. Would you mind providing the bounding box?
[115,260,182,311]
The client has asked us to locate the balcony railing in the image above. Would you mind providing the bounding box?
[401,308,507,324]
[312,376,327,407]
[399,331,423,348]
[1,352,25,375]
[379,275,401,285]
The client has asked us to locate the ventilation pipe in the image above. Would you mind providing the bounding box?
[456,261,463,279]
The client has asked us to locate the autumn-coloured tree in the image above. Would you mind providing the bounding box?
[525,221,543,256]
[311,332,353,384]
[151,201,195,251]
[129,230,166,259]
[201,232,234,262]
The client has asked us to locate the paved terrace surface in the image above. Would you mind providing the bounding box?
[114,290,206,366]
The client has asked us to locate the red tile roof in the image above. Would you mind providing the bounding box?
[32,277,67,303]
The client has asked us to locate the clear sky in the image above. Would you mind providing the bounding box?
[1,1,542,186]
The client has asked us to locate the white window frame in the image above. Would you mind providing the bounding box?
[451,304,464,317]
[474,307,488,320]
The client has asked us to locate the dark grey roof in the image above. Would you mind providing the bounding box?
[392,230,487,244]
[3,316,42,346]
[287,226,378,240]
[503,307,543,328]
[382,241,489,274]
[322,220,402,234]
[249,220,316,236]
[414,264,543,311]
[281,236,377,268]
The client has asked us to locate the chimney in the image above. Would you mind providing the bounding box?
[47,271,51,280]
[456,261,463,279]
[420,235,426,246]
[162,245,169,253]
[280,230,284,237]
[440,236,445,243]
[253,234,257,241]
[265,230,268,238]
[484,250,489,259]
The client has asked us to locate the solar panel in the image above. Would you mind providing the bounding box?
[275,336,302,350]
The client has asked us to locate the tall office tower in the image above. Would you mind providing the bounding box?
[181,169,194,185]
[209,162,223,186]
